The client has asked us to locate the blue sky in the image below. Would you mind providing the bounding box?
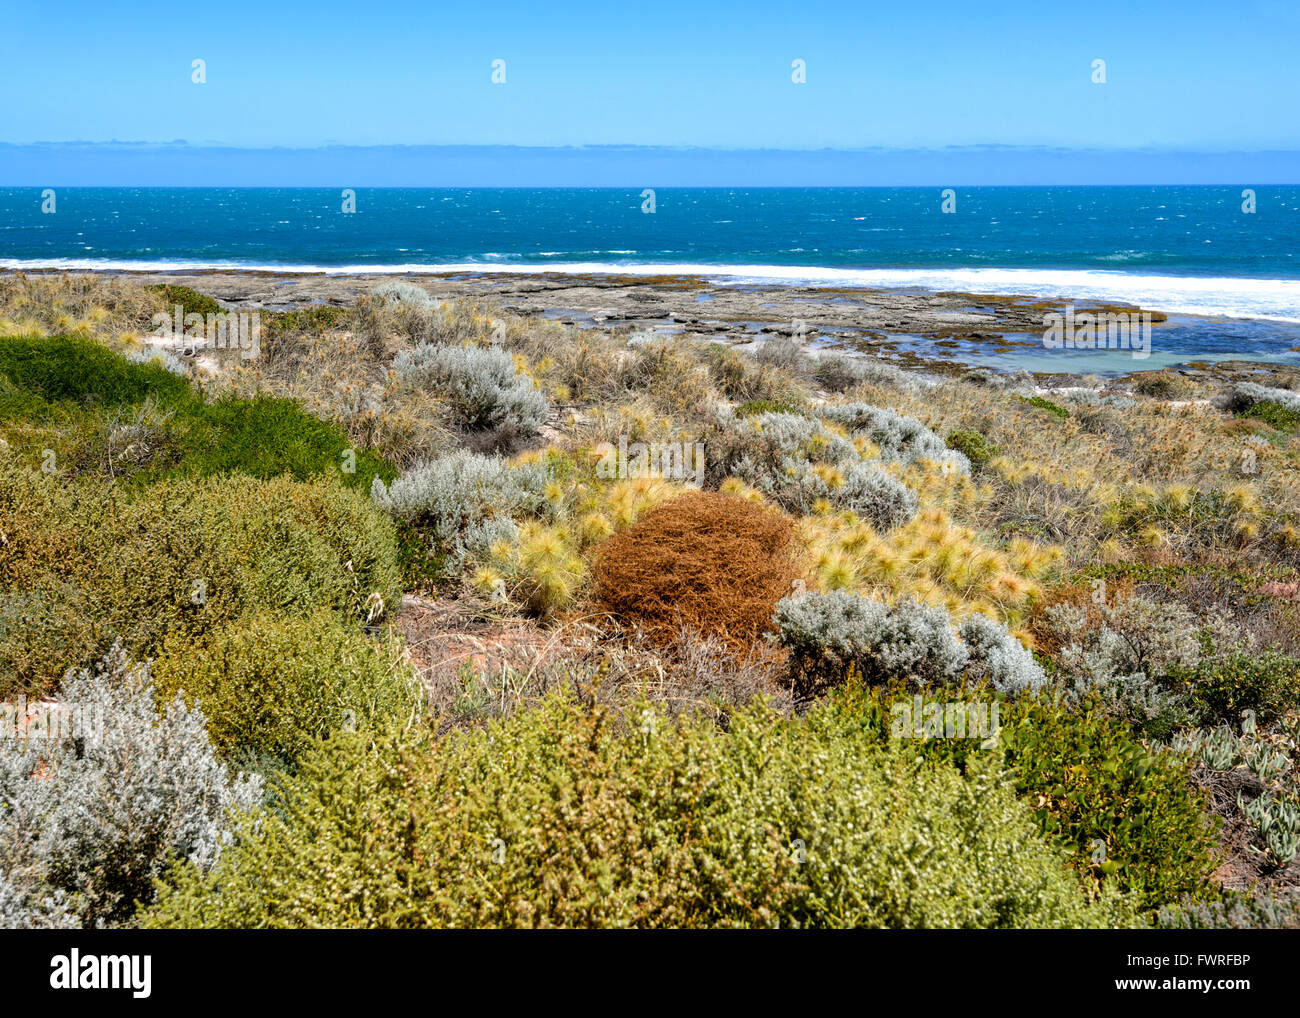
[2,0,1298,150]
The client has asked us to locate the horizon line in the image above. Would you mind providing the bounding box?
[6,141,1300,155]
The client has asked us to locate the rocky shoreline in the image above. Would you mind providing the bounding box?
[29,267,1300,384]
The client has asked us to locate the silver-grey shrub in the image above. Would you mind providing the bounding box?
[1045,593,1234,729]
[1057,389,1136,410]
[0,870,75,929]
[959,368,1036,393]
[371,451,547,569]
[837,462,919,531]
[956,612,1048,696]
[1226,381,1300,415]
[0,646,262,928]
[812,353,927,395]
[394,342,548,432]
[715,411,918,528]
[754,335,807,372]
[819,403,970,475]
[747,411,857,463]
[373,280,434,307]
[772,590,1046,698]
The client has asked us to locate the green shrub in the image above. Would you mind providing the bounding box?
[0,333,192,411]
[1240,400,1300,433]
[0,466,402,698]
[151,613,422,766]
[147,284,224,319]
[945,428,998,471]
[0,586,99,700]
[0,335,394,491]
[825,682,1220,914]
[735,399,805,417]
[97,472,401,642]
[263,305,352,336]
[1018,395,1069,419]
[144,693,1121,929]
[1000,697,1219,911]
[180,393,393,490]
[1170,651,1300,727]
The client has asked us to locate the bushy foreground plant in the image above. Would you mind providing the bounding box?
[1,466,401,698]
[144,693,1122,928]
[827,682,1220,914]
[151,613,422,766]
[0,646,261,928]
[1001,697,1219,912]
[773,590,1046,699]
[394,342,547,433]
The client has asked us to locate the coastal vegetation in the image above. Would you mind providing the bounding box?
[3,271,1300,928]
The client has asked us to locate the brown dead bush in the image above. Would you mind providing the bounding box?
[591,491,803,653]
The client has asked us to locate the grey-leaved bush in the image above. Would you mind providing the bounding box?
[1226,381,1300,415]
[1045,592,1235,730]
[818,402,970,475]
[394,342,547,432]
[373,281,434,308]
[711,410,918,529]
[837,461,920,530]
[772,590,1046,699]
[0,646,262,928]
[371,450,547,569]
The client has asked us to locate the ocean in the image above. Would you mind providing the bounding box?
[2,185,1299,325]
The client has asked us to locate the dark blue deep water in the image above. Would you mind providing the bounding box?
[2,186,1298,326]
